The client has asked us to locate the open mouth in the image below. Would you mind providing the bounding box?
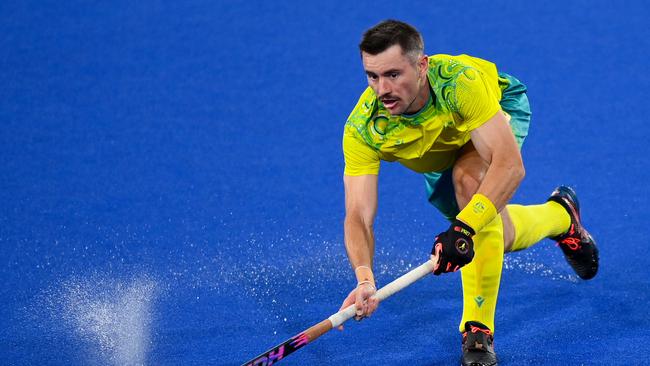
[381,98,399,109]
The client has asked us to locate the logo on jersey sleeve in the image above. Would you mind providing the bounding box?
[370,115,389,136]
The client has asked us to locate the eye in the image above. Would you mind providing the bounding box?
[389,72,399,79]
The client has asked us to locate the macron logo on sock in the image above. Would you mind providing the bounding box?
[474,296,485,308]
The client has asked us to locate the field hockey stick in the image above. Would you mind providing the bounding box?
[241,259,435,366]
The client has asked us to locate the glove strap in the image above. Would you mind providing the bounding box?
[456,193,497,233]
[452,219,475,237]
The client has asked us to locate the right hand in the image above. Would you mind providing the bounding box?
[336,282,378,331]
[431,219,475,275]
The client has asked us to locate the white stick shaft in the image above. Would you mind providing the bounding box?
[327,260,434,328]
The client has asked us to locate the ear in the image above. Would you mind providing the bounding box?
[419,55,428,78]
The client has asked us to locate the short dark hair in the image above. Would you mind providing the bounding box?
[359,20,424,62]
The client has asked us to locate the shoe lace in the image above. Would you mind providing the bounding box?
[557,224,582,250]
[463,325,494,350]
[470,325,492,336]
[560,237,582,251]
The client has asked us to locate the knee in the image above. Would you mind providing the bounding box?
[452,165,484,208]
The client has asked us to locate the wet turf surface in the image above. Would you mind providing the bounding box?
[1,1,649,365]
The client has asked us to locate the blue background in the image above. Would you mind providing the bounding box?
[1,1,648,365]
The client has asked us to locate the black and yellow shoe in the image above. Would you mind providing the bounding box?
[461,321,496,366]
[548,185,599,280]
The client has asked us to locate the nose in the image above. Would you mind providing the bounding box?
[377,77,391,96]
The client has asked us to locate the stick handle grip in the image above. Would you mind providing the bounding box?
[327,260,434,328]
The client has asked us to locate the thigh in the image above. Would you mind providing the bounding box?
[423,169,458,221]
[423,143,490,220]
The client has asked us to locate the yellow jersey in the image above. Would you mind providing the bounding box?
[343,54,509,176]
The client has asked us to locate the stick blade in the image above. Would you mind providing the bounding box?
[241,332,308,366]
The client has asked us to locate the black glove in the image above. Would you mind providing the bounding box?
[431,219,475,275]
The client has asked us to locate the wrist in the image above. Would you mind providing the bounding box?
[451,219,475,237]
[456,193,497,233]
[357,280,376,291]
[354,265,375,287]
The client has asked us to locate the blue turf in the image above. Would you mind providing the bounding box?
[1,1,649,365]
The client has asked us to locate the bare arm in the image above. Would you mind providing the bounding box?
[337,174,379,326]
[343,174,378,269]
[470,110,525,212]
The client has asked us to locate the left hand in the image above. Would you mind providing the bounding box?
[336,282,378,331]
[431,220,475,275]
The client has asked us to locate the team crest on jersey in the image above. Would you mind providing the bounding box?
[370,115,389,136]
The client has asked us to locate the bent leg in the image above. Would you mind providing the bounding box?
[505,202,571,253]
[452,143,507,333]
[452,145,574,331]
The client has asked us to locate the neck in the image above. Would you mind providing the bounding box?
[403,79,431,115]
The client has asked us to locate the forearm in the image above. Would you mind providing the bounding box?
[338,214,379,323]
[463,109,525,223]
[457,153,524,233]
[343,215,375,270]
[475,155,525,212]
[342,174,378,285]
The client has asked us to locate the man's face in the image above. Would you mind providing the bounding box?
[362,44,426,115]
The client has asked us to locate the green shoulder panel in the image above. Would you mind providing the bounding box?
[344,87,406,150]
[345,87,379,149]
[428,55,477,117]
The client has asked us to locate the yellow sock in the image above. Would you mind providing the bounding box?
[507,202,571,252]
[459,214,503,333]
